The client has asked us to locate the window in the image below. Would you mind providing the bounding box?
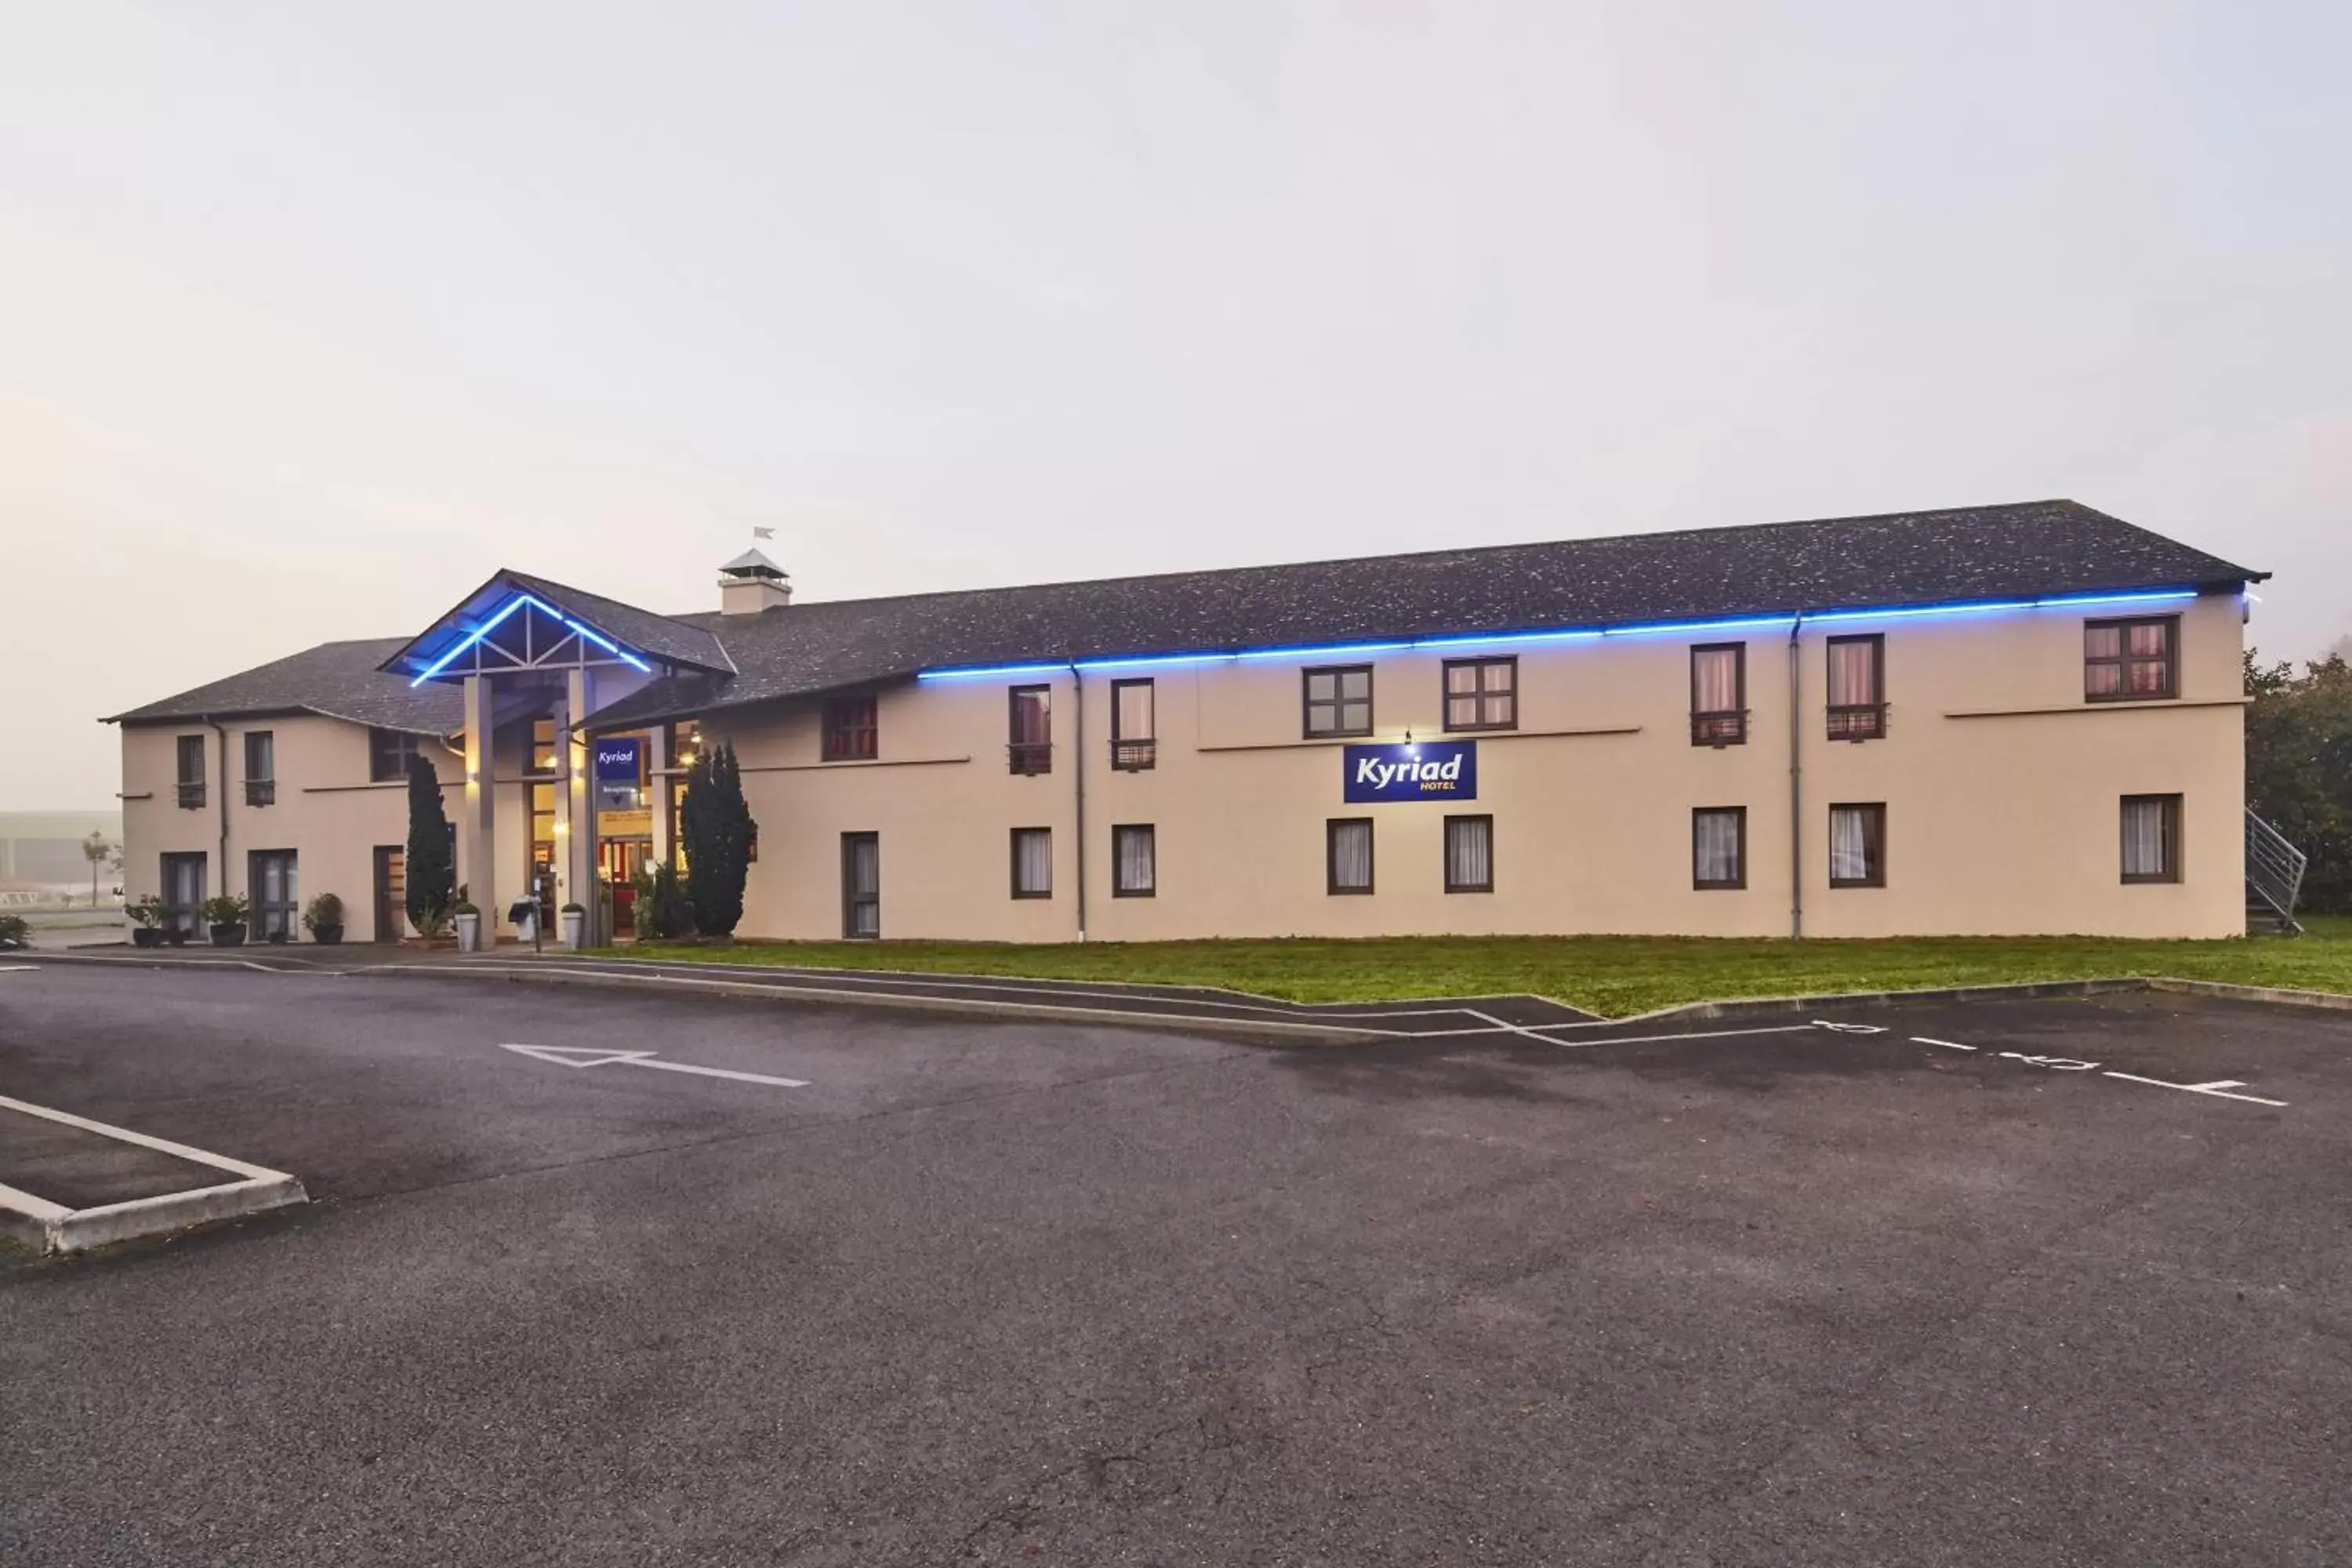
[176,734,207,808]
[368,728,422,783]
[1690,644,1747,746]
[1011,828,1052,898]
[1828,804,1886,888]
[1327,818,1374,895]
[1303,665,1374,739]
[841,832,880,937]
[530,719,557,891]
[1825,635,1885,742]
[1007,685,1052,775]
[243,731,276,806]
[1693,807,1747,889]
[822,695,879,761]
[2121,794,2183,884]
[1111,678,1156,770]
[1443,657,1518,732]
[1112,824,1156,897]
[2085,616,2179,702]
[1443,815,1494,893]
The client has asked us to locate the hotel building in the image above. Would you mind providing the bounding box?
[107,500,2281,946]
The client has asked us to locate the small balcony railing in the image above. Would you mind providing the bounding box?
[1007,741,1054,776]
[1690,711,1748,748]
[1110,739,1157,771]
[1825,704,1886,742]
[176,781,207,809]
[245,779,278,806]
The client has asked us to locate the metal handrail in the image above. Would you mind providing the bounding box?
[2245,808,2308,934]
[1007,740,1054,775]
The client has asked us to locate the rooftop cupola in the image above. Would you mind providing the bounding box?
[717,546,793,615]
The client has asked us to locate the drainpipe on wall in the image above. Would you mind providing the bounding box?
[1069,662,1087,943]
[1786,614,1805,941]
[205,716,230,927]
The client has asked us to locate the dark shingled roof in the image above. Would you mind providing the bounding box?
[110,500,2259,732]
[107,638,463,732]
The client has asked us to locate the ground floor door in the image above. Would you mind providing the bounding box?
[372,846,405,942]
[841,832,880,938]
[161,852,206,938]
[598,839,653,934]
[250,850,299,942]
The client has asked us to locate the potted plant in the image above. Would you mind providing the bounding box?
[202,892,251,946]
[0,912,28,951]
[453,899,482,953]
[560,901,587,950]
[126,895,166,948]
[303,892,346,946]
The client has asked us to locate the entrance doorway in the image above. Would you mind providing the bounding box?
[161,852,206,938]
[372,846,406,943]
[598,839,653,935]
[841,832,880,938]
[250,850,299,942]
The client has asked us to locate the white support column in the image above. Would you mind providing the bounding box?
[647,723,673,872]
[562,666,600,946]
[461,675,497,930]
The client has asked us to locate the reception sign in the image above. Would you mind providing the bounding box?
[1342,741,1477,804]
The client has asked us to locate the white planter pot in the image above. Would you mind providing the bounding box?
[561,911,586,949]
[455,912,481,953]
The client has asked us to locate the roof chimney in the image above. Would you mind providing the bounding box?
[717,546,792,615]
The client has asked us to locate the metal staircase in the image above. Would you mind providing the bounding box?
[2245,808,2309,935]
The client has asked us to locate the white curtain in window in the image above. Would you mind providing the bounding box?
[1330,820,1372,890]
[1014,829,1051,894]
[1830,807,1872,882]
[1114,681,1154,739]
[2121,798,2169,877]
[1693,649,1739,713]
[1827,641,1877,707]
[1116,826,1155,893]
[1694,811,1742,883]
[1446,818,1491,889]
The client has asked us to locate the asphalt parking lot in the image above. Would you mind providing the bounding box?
[3,964,2348,1566]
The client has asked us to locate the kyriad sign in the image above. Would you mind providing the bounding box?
[1342,741,1477,804]
[594,738,643,784]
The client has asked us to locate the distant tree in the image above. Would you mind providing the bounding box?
[405,755,457,935]
[81,831,111,908]
[2245,649,2352,914]
[2328,632,2352,666]
[679,740,757,937]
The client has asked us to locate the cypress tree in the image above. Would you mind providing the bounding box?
[681,739,757,936]
[405,753,457,935]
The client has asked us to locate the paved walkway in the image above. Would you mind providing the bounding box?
[30,943,1607,1038]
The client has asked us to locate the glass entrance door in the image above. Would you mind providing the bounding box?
[841,832,880,938]
[161,853,206,938]
[250,850,299,942]
[597,839,652,934]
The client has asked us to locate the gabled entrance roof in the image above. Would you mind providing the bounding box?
[379,570,736,687]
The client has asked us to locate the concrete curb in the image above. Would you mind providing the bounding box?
[381,962,1399,1043]
[0,1091,309,1256]
[0,1175,309,1256]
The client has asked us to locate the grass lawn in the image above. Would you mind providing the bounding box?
[606,916,2352,1018]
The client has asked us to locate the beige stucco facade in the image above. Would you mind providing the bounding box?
[114,587,2252,946]
[704,590,2249,942]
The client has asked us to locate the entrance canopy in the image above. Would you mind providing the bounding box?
[379,570,734,688]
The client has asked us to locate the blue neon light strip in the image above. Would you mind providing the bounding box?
[913,588,2201,682]
[409,593,655,685]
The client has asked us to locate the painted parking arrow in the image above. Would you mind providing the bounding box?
[499,1043,808,1088]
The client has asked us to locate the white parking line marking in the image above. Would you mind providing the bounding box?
[2102,1072,2287,1108]
[1552,1024,1820,1049]
[1911,1036,1976,1051]
[1812,1020,1887,1033]
[0,965,36,973]
[499,1043,808,1088]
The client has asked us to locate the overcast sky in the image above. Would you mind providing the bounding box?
[3,1,2347,811]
